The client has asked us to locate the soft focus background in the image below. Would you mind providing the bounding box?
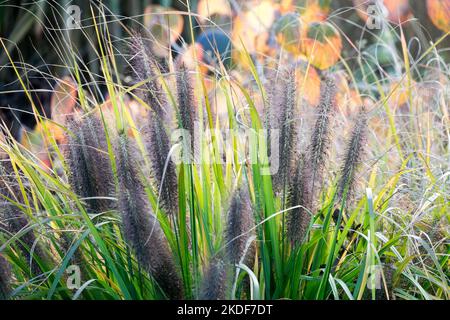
[0,0,449,127]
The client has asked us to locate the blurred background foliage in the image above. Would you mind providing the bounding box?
[0,0,448,79]
[0,0,449,120]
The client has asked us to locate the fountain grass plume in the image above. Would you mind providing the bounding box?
[199,257,227,300]
[175,62,197,159]
[336,106,367,206]
[302,76,336,212]
[307,76,336,189]
[128,30,178,216]
[115,132,183,299]
[225,187,255,267]
[286,153,313,244]
[267,67,298,193]
[146,111,179,216]
[128,30,167,118]
[65,114,115,213]
[287,76,336,245]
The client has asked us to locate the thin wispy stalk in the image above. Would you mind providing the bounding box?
[199,257,227,300]
[0,253,11,300]
[225,187,255,267]
[336,106,367,205]
[0,159,46,275]
[267,67,298,193]
[115,132,183,299]
[65,114,115,213]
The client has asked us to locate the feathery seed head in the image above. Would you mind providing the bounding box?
[300,76,337,216]
[286,154,313,245]
[175,62,197,159]
[200,257,227,300]
[146,111,178,216]
[116,132,183,299]
[225,187,255,267]
[337,106,368,205]
[128,31,167,118]
[267,67,298,193]
[65,114,115,213]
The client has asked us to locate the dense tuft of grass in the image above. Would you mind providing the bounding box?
[0,2,448,301]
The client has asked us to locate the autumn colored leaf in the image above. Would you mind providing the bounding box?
[232,1,277,68]
[273,13,304,55]
[232,1,276,54]
[280,0,331,22]
[301,21,342,70]
[427,0,450,32]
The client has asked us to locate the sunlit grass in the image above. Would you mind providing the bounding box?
[0,1,448,300]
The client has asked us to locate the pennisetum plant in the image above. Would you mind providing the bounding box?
[115,132,183,299]
[336,106,368,207]
[225,186,255,269]
[128,31,179,216]
[128,30,167,119]
[305,76,336,204]
[199,257,227,300]
[200,185,256,300]
[286,153,311,245]
[175,62,197,162]
[65,114,115,214]
[266,67,298,195]
[287,76,337,245]
[146,110,179,216]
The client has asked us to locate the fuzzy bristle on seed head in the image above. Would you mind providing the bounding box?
[175,62,197,159]
[116,132,183,299]
[267,67,298,193]
[286,153,313,245]
[286,77,337,245]
[0,253,11,300]
[65,114,115,213]
[0,159,46,275]
[200,257,227,300]
[308,76,336,176]
[128,30,167,118]
[146,111,178,216]
[225,187,255,267]
[301,76,337,213]
[337,106,367,205]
